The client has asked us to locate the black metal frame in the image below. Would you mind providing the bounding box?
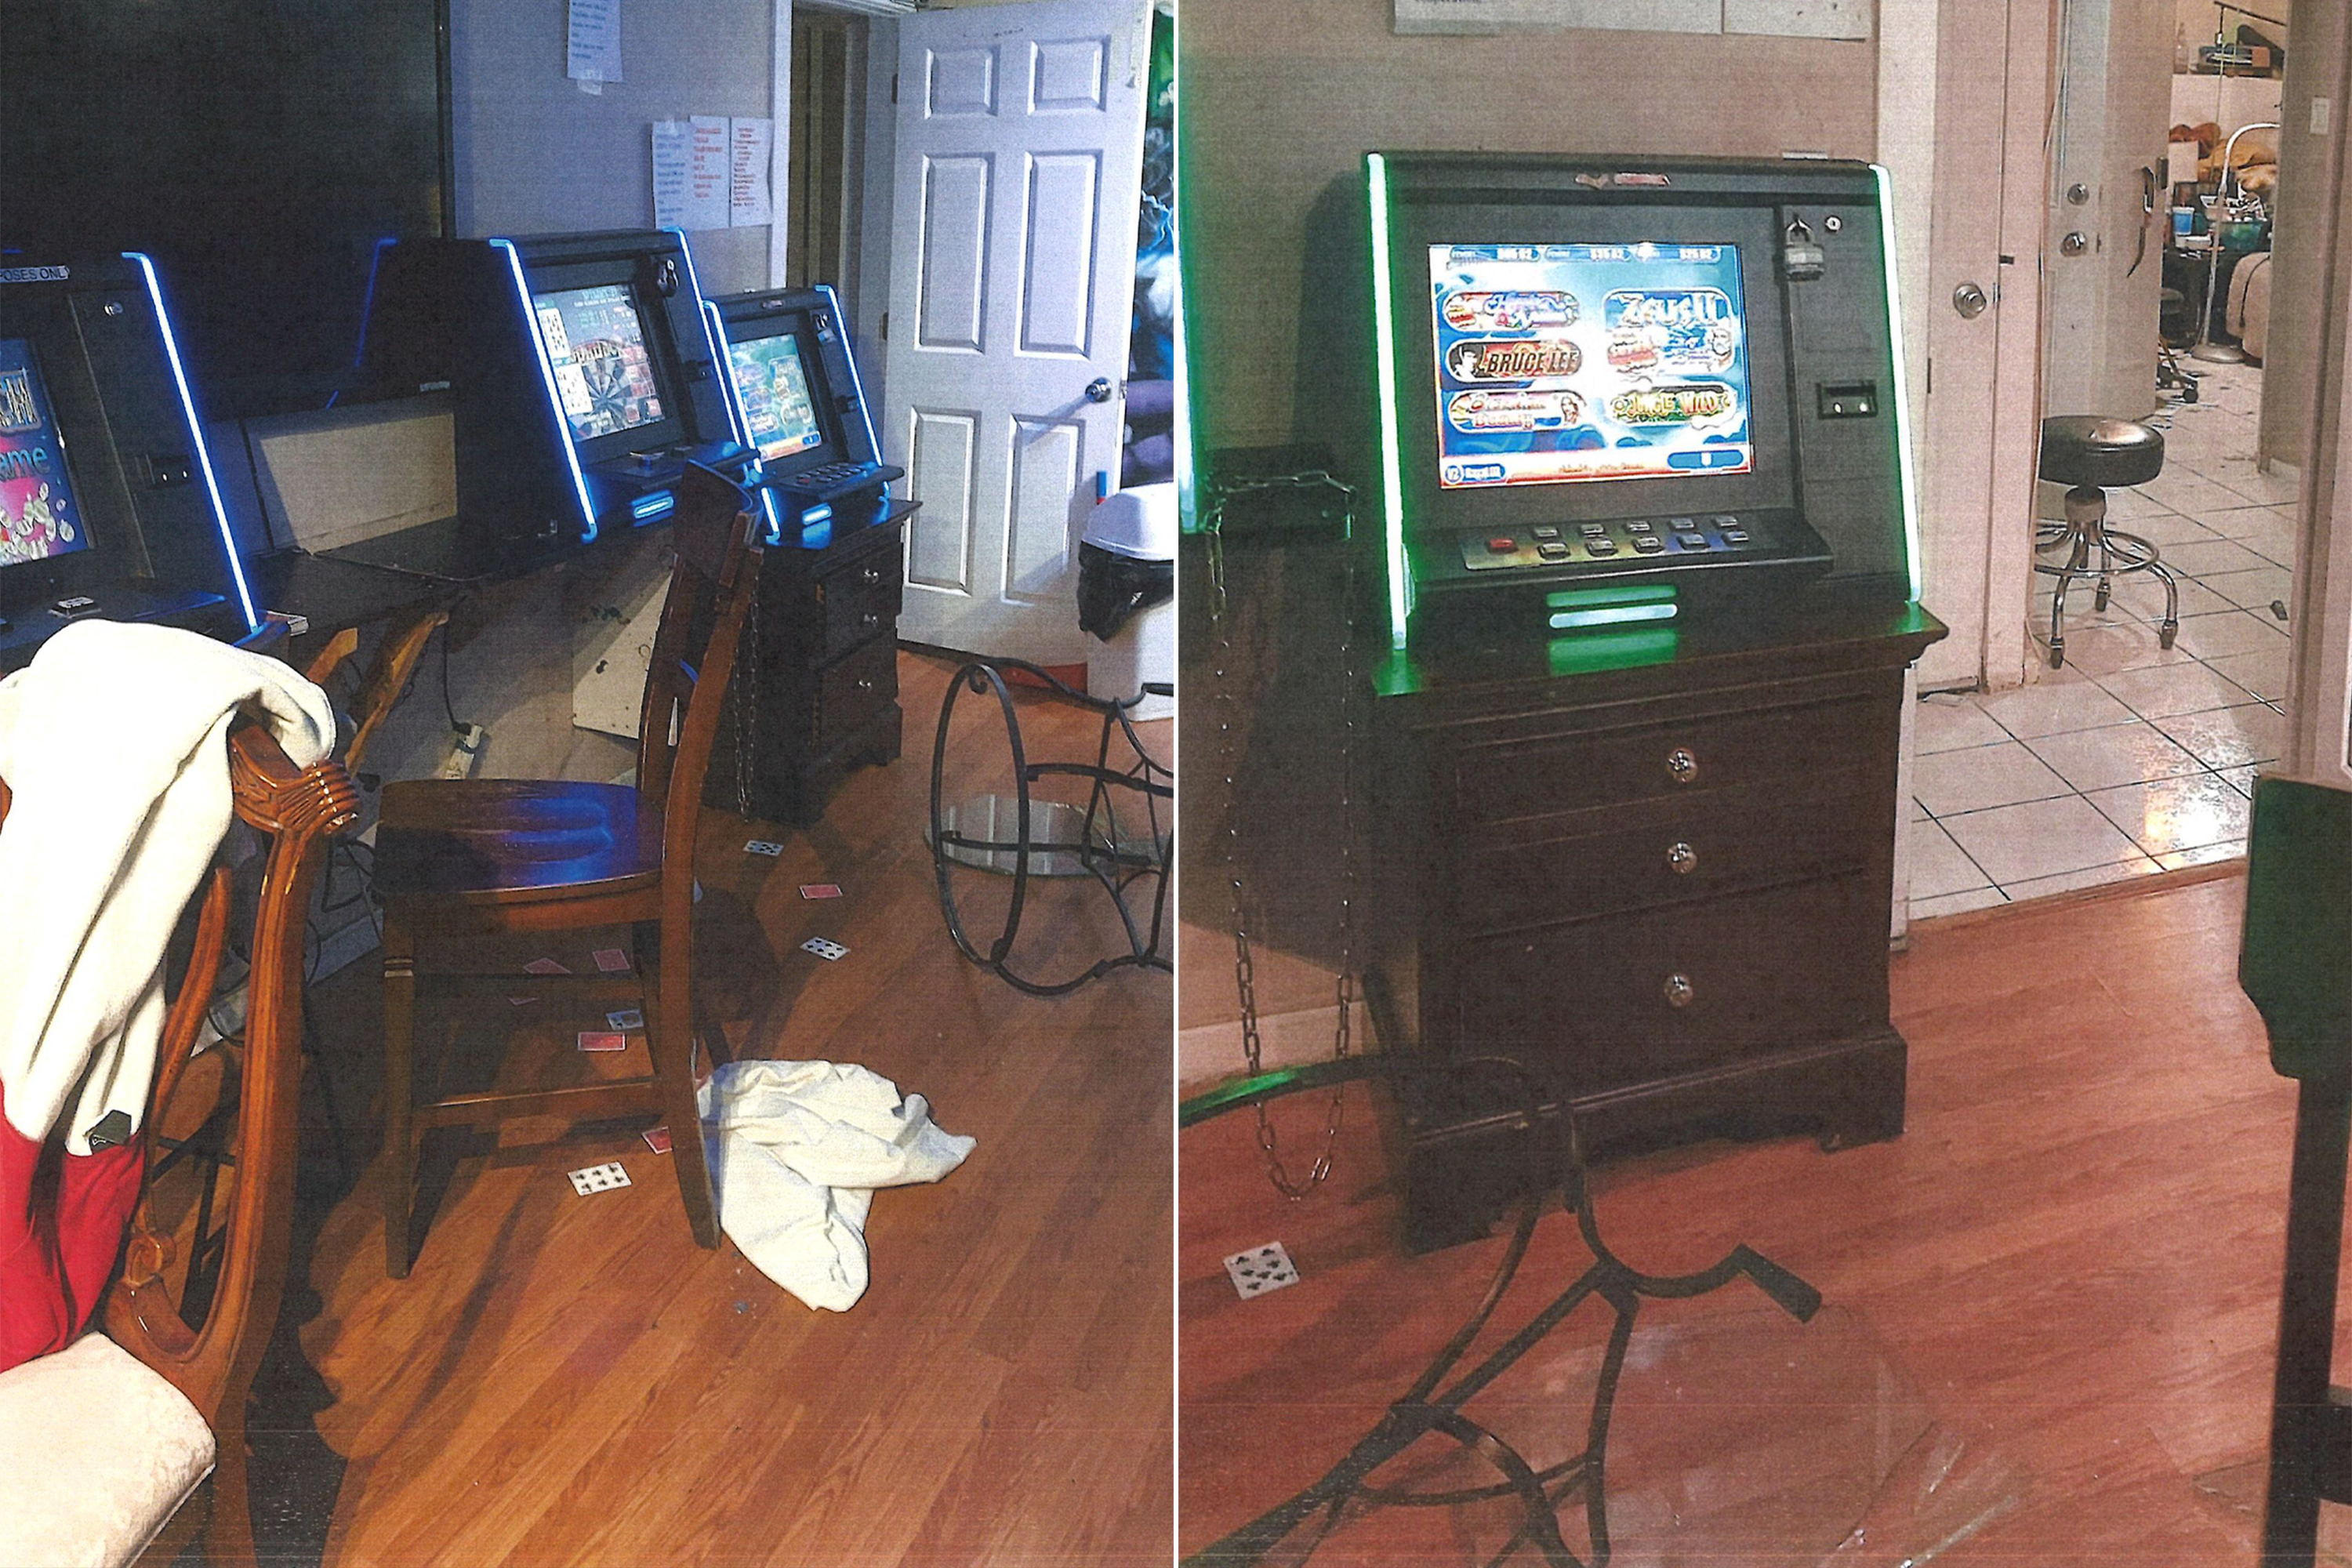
[1181,1055,1821,1566]
[927,658,1173,996]
[2263,1072,2352,1564]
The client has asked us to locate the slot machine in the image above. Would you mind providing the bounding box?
[702,285,913,826]
[348,230,750,580]
[705,284,902,546]
[1356,154,1918,647]
[0,255,258,671]
[1308,154,1948,1249]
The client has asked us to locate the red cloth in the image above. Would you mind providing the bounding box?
[0,1077,143,1374]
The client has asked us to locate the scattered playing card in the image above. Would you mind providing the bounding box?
[593,948,631,973]
[506,996,538,1007]
[801,937,848,961]
[799,883,842,901]
[577,1031,628,1054]
[606,1008,644,1030]
[524,957,570,977]
[642,1126,673,1155]
[1224,1242,1301,1301]
[568,1162,631,1196]
[744,839,786,857]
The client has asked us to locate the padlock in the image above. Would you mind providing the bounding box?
[1782,217,1826,282]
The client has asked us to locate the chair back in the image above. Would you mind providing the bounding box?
[634,463,760,907]
[0,716,358,1428]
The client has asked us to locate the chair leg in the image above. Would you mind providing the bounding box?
[201,1425,259,1568]
[641,923,720,1250]
[381,915,419,1279]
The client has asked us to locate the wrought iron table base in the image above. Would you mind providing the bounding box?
[1181,1057,1821,1567]
[928,658,1171,996]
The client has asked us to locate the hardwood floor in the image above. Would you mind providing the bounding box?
[1181,873,2332,1562]
[276,651,1172,1566]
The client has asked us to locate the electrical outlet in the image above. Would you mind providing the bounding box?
[440,724,486,780]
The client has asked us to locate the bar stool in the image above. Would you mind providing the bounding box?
[2036,416,2178,669]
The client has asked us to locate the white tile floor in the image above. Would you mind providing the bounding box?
[1910,361,2290,920]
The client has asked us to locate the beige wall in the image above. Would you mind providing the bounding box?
[2258,0,2336,467]
[1182,0,1882,454]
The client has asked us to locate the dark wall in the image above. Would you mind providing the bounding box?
[0,0,448,415]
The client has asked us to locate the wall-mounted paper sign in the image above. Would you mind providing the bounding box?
[730,118,774,228]
[652,117,729,230]
[568,0,622,83]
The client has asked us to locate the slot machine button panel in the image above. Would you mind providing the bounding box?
[1633,536,1665,554]
[1538,542,1570,561]
[1486,535,1518,554]
[1675,532,1711,550]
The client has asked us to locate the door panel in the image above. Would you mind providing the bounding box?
[917,156,992,350]
[906,408,979,592]
[887,0,1150,661]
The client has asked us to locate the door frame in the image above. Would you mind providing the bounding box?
[1889,0,2057,697]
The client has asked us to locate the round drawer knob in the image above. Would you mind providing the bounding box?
[860,566,884,583]
[1663,972,1695,1009]
[856,677,875,692]
[1666,841,1698,875]
[1665,746,1699,785]
[859,612,880,629]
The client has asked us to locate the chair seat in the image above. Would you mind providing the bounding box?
[2040,415,2165,488]
[374,778,659,905]
[0,1334,216,1568]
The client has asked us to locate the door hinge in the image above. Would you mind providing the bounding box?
[891,73,899,105]
[1926,356,1933,396]
[880,310,889,341]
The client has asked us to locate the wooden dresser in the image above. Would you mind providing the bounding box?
[1365,595,1945,1250]
[723,506,913,826]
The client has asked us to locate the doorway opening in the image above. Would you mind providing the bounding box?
[1909,0,2306,916]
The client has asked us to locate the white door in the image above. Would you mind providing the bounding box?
[884,0,1151,662]
[2042,0,2172,420]
[1915,0,2054,692]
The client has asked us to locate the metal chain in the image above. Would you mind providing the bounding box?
[733,550,763,818]
[1204,468,1361,1200]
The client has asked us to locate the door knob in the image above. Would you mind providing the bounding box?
[2060,231,2089,257]
[1084,376,1115,404]
[1953,281,1990,319]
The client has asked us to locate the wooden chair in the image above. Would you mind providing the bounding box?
[300,601,452,775]
[373,463,760,1276]
[0,717,361,1568]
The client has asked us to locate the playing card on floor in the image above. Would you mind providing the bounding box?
[568,1162,631,1196]
[593,948,630,973]
[1224,1242,1301,1300]
[577,1031,628,1054]
[745,840,785,857]
[607,1009,644,1030]
[801,937,848,961]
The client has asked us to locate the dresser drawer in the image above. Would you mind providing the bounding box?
[1451,874,1884,1094]
[815,635,897,747]
[1446,779,1879,938]
[813,555,902,663]
[1450,690,1884,828]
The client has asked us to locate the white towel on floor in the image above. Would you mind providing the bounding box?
[0,620,334,1153]
[697,1058,975,1312]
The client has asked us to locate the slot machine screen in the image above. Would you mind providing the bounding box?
[531,284,669,445]
[0,339,90,568]
[1429,243,1755,492]
[728,332,828,462]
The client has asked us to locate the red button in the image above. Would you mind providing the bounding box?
[1486,536,1517,554]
